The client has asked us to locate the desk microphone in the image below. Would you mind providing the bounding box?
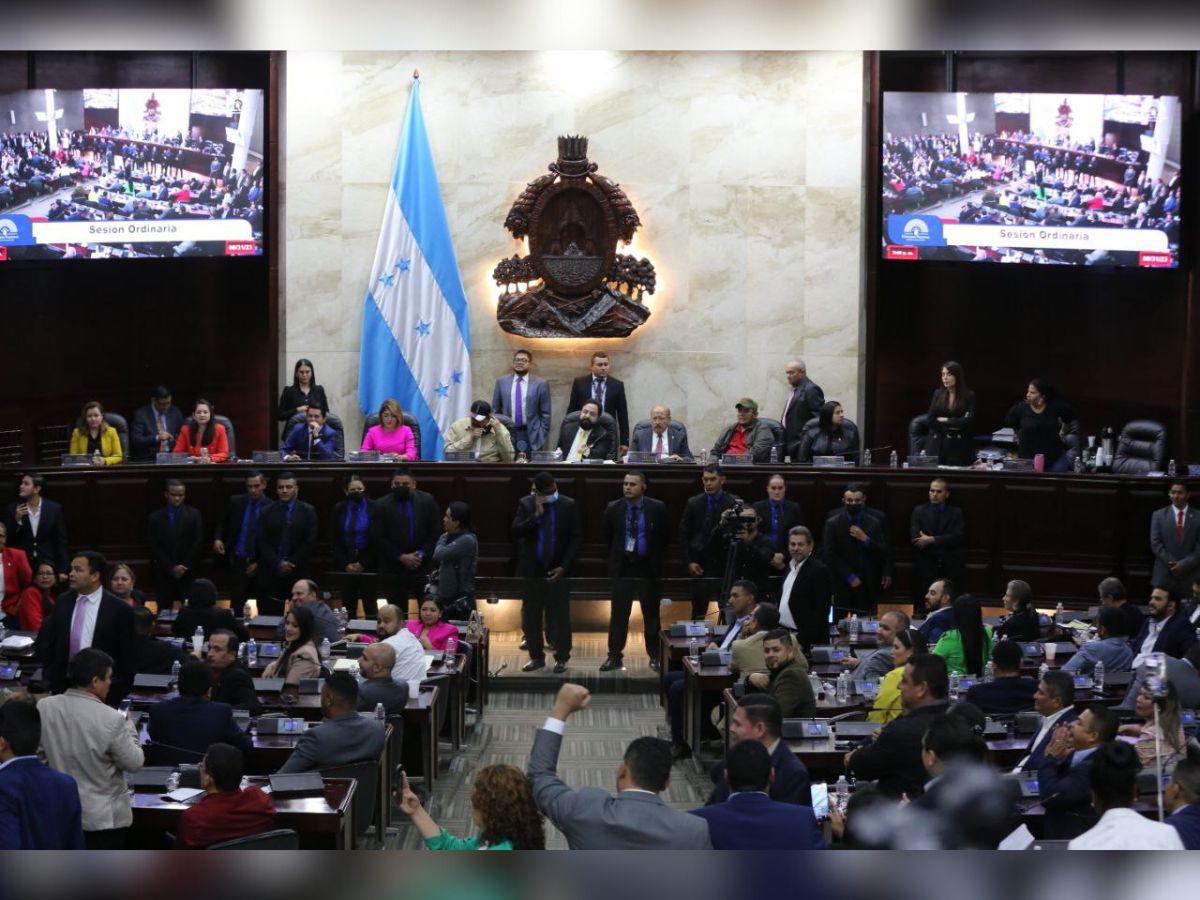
[489,661,508,679]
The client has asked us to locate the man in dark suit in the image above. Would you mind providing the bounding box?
[602,471,668,672]
[491,348,551,453]
[754,474,803,571]
[708,693,811,807]
[1097,576,1145,644]
[629,405,692,461]
[146,660,252,765]
[909,478,966,614]
[778,526,832,651]
[1130,587,1198,665]
[129,385,184,461]
[845,654,950,798]
[371,468,441,609]
[964,639,1037,715]
[679,464,740,620]
[1018,670,1080,772]
[513,472,582,673]
[1150,483,1200,594]
[206,630,262,716]
[254,472,318,615]
[278,673,386,773]
[557,400,615,462]
[1036,703,1118,839]
[822,483,891,616]
[329,473,376,615]
[4,472,69,582]
[1166,754,1200,849]
[131,607,189,675]
[0,699,85,849]
[910,714,989,814]
[212,470,273,610]
[146,479,203,608]
[357,643,409,715]
[692,739,824,849]
[566,351,630,452]
[37,551,136,704]
[781,359,824,461]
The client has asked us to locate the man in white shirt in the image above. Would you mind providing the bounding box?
[1069,741,1184,849]
[362,604,427,686]
[1016,670,1079,771]
[777,526,832,650]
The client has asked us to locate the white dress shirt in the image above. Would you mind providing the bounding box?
[778,556,808,630]
[650,428,671,459]
[75,586,104,651]
[1068,807,1185,850]
[543,716,566,734]
[385,629,428,685]
[719,615,750,650]
[566,426,589,463]
[1133,617,1164,669]
[27,501,41,536]
[1013,705,1074,771]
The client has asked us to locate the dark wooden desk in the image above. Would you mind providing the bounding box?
[718,686,869,762]
[129,776,355,849]
[682,657,736,759]
[0,462,1170,605]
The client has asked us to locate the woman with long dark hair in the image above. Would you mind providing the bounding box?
[798,400,860,463]
[262,604,321,685]
[933,595,993,676]
[398,764,545,850]
[924,361,976,465]
[16,561,57,631]
[173,399,230,462]
[1004,377,1076,472]
[277,358,329,439]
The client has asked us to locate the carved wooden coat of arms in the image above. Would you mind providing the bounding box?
[493,136,656,338]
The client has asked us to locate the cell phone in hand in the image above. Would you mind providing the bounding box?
[810,782,830,821]
[394,764,406,784]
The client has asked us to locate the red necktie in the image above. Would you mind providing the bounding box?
[654,433,664,457]
[1178,509,1186,542]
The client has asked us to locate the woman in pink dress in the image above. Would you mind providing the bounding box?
[360,398,418,460]
[406,597,458,657]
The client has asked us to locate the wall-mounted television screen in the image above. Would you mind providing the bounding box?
[881,92,1181,267]
[0,87,264,261]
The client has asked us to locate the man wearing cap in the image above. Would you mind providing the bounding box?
[445,400,515,462]
[712,399,776,464]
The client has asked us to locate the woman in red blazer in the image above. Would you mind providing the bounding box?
[0,521,33,626]
[174,398,230,463]
[16,561,57,631]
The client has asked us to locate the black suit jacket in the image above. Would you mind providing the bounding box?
[603,496,669,577]
[567,375,630,446]
[556,420,616,461]
[37,588,136,701]
[172,605,249,642]
[846,702,950,798]
[754,499,803,555]
[910,502,966,579]
[211,662,262,715]
[822,509,891,601]
[372,490,440,574]
[214,494,275,561]
[4,498,69,576]
[330,498,378,569]
[357,677,410,717]
[707,740,812,806]
[146,695,251,765]
[146,504,203,574]
[781,377,825,459]
[1037,751,1100,839]
[132,634,190,676]
[679,491,739,569]
[782,556,833,651]
[129,403,184,460]
[964,675,1039,716]
[256,500,319,576]
[1130,610,1198,660]
[512,494,582,576]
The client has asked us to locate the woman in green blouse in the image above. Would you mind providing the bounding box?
[933,594,993,676]
[398,765,545,850]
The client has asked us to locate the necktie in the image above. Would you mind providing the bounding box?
[654,433,664,457]
[158,414,168,451]
[782,387,797,422]
[771,501,780,546]
[594,378,605,409]
[69,596,88,657]
[1178,509,1186,543]
[514,378,525,427]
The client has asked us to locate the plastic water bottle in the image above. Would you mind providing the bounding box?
[949,672,961,699]
[769,445,779,464]
[192,627,204,654]
[835,775,849,809]
[848,614,860,640]
[319,638,331,661]
[170,659,181,681]
[810,673,823,697]
[1168,459,1177,477]
[836,671,850,702]
[1073,455,1083,473]
[984,660,994,683]
[1054,602,1064,624]
[862,448,872,467]
[166,771,179,793]
[374,702,386,721]
[889,450,899,469]
[246,637,258,666]
[1093,660,1106,689]
[688,637,700,664]
[552,447,563,461]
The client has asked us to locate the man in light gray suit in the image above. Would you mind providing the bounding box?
[277,672,385,773]
[1151,483,1200,595]
[629,406,693,461]
[527,683,712,849]
[492,348,551,453]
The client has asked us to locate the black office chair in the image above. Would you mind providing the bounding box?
[909,415,930,457]
[207,828,299,850]
[363,412,423,457]
[102,413,130,459]
[756,417,784,460]
[1062,418,1082,467]
[321,760,380,848]
[1112,420,1167,475]
[558,410,619,460]
[630,418,691,455]
[287,411,345,459]
[212,414,237,459]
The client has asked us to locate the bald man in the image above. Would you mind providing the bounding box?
[347,603,427,685]
[356,642,409,716]
[630,406,692,461]
[781,359,824,462]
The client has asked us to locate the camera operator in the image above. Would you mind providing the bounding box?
[719,506,777,601]
[679,464,740,619]
[446,400,514,462]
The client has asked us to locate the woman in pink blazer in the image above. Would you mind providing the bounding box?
[360,398,418,460]
[406,597,459,656]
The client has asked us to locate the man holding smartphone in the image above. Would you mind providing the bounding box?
[445,400,515,462]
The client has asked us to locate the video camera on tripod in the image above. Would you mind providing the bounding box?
[717,498,755,540]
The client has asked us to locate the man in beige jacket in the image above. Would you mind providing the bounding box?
[444,400,514,462]
[39,647,144,849]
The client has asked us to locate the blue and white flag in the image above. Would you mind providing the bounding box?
[359,78,471,461]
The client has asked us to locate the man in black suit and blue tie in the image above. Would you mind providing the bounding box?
[255,472,319,615]
[754,474,803,571]
[567,351,630,453]
[213,471,274,610]
[602,472,667,672]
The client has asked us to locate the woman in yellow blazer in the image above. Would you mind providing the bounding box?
[867,627,926,725]
[68,401,123,465]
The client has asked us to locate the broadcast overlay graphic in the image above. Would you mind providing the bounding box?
[881,92,1181,267]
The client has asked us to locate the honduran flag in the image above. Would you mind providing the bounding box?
[358,77,470,461]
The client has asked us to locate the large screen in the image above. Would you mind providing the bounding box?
[881,92,1182,267]
[0,87,264,261]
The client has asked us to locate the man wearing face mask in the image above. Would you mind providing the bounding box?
[330,474,376,615]
[822,484,891,616]
[372,468,441,609]
[557,400,615,462]
[513,472,582,673]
